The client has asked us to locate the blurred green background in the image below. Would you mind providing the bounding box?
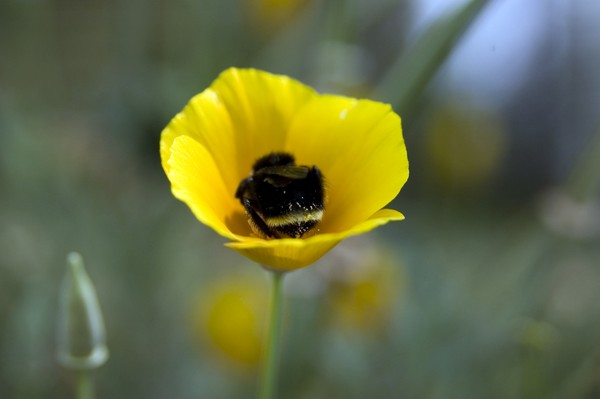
[1,0,600,398]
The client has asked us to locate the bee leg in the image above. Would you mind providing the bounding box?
[241,198,281,239]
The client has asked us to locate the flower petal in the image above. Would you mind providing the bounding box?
[226,209,404,271]
[161,68,318,232]
[166,135,250,239]
[161,89,238,196]
[284,95,408,233]
[204,68,317,184]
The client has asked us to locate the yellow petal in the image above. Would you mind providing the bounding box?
[161,89,238,196]
[206,68,316,185]
[227,209,404,272]
[284,95,408,233]
[161,68,317,225]
[166,135,250,239]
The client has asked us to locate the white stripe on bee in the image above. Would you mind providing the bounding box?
[265,210,323,227]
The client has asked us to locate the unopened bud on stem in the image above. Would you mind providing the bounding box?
[56,252,108,370]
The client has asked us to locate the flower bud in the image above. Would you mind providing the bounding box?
[56,252,108,369]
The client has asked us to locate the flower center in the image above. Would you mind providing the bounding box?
[235,152,325,239]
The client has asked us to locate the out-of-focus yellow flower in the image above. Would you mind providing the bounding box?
[324,241,404,333]
[192,275,268,367]
[161,68,408,271]
[245,0,311,33]
[425,104,506,192]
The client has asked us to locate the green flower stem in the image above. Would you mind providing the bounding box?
[259,271,285,399]
[76,370,94,399]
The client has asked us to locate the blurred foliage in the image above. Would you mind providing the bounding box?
[1,0,600,398]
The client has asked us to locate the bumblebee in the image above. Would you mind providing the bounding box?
[235,152,325,239]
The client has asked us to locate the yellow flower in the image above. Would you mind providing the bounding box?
[324,241,405,333]
[245,0,311,33]
[425,104,506,192]
[161,68,408,271]
[191,275,268,367]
